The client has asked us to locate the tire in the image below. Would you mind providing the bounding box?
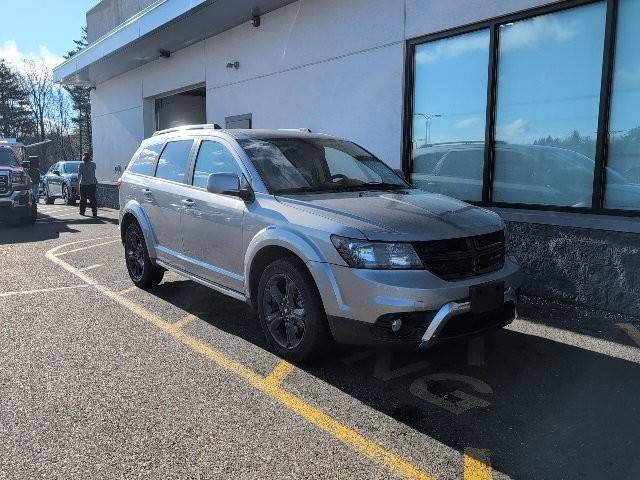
[257,257,331,362]
[63,185,75,205]
[45,185,54,204]
[123,221,164,288]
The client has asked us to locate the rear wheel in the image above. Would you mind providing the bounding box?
[124,222,164,287]
[257,258,331,362]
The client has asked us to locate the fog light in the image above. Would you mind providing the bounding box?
[390,318,403,333]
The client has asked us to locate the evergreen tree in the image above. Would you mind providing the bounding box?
[0,60,36,140]
[64,27,92,156]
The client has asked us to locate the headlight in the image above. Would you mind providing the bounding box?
[331,235,423,270]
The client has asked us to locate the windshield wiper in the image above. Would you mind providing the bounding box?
[342,182,409,192]
[273,185,344,195]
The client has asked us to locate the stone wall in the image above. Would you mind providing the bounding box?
[506,221,640,317]
[96,183,120,209]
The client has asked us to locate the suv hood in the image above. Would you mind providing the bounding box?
[276,190,504,241]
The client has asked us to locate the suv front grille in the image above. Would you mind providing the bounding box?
[0,173,9,195]
[414,230,505,281]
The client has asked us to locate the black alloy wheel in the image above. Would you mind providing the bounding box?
[124,222,164,287]
[262,273,307,350]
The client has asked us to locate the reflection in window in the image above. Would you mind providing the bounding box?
[604,0,640,210]
[492,3,606,207]
[410,29,489,201]
[128,143,163,176]
[154,140,193,183]
[192,141,241,189]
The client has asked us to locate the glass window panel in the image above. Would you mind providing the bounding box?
[410,29,490,201]
[492,3,606,207]
[128,143,163,176]
[154,140,193,183]
[192,140,242,189]
[604,0,640,210]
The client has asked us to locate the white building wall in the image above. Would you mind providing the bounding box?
[91,0,564,183]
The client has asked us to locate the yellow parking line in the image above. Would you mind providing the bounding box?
[464,448,492,480]
[264,360,295,387]
[118,286,138,295]
[46,239,434,480]
[170,313,199,331]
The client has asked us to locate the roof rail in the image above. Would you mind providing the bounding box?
[152,124,222,137]
[278,128,312,133]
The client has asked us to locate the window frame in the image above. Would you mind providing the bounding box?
[402,0,638,217]
[152,138,196,185]
[189,138,245,190]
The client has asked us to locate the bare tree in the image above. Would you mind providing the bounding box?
[20,59,53,143]
[50,88,74,161]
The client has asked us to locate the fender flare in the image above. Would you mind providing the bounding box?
[243,225,327,299]
[120,200,158,259]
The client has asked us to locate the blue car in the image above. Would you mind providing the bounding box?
[42,161,81,205]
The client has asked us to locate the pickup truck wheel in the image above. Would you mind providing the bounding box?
[124,222,164,288]
[44,185,54,205]
[257,258,331,362]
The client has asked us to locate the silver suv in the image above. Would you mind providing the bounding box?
[119,126,521,361]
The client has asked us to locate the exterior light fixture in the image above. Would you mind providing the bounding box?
[158,49,171,58]
[226,61,240,69]
[252,15,261,27]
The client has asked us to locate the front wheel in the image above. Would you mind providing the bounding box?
[124,222,164,288]
[257,258,331,362]
[63,185,75,205]
[44,185,54,205]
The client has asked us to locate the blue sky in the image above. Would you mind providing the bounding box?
[411,1,613,148]
[1,0,95,70]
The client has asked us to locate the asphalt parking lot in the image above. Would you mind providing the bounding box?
[1,203,639,479]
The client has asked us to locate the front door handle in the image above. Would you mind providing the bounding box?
[182,198,195,207]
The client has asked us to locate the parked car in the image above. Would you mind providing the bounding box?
[0,146,37,225]
[42,160,81,205]
[119,126,521,361]
[411,142,640,207]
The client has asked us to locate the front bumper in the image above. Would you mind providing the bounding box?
[309,256,522,348]
[0,190,33,219]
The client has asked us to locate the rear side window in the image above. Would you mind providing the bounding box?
[154,140,193,183]
[128,143,163,176]
[192,140,242,189]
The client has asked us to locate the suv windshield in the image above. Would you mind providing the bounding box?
[0,148,19,168]
[238,137,409,194]
[62,162,80,174]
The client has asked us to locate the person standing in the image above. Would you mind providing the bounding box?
[78,152,98,217]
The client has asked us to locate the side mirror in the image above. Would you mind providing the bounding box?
[53,170,61,176]
[206,173,253,201]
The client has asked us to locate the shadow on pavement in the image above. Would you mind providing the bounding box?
[0,210,118,245]
[144,278,640,480]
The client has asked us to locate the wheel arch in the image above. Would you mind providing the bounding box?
[119,200,158,259]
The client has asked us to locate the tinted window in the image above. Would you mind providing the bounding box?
[129,143,163,176]
[192,140,241,189]
[154,140,193,183]
[0,148,19,167]
[438,150,484,180]
[410,29,490,201]
[604,0,640,210]
[238,137,407,194]
[62,163,80,174]
[492,3,606,206]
